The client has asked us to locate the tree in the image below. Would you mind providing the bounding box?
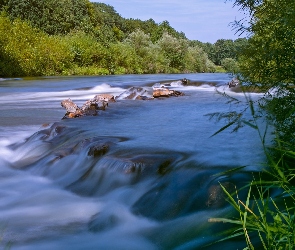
[1,0,95,35]
[212,39,236,65]
[221,58,239,73]
[184,46,215,73]
[237,0,295,92]
[157,32,188,71]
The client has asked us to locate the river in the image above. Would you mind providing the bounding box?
[0,73,265,249]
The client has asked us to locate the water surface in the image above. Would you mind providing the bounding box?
[0,73,265,249]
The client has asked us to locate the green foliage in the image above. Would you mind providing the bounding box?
[64,31,106,67]
[184,46,216,73]
[213,39,236,65]
[212,177,295,250]
[158,32,188,71]
[0,0,235,77]
[195,38,248,66]
[210,1,295,249]
[209,95,295,249]
[107,42,141,74]
[237,0,295,91]
[235,0,295,145]
[2,0,92,35]
[221,57,239,73]
[211,135,295,249]
[0,14,72,76]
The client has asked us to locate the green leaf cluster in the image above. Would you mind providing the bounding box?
[191,38,248,66]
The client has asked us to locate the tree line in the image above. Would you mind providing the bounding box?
[0,0,246,77]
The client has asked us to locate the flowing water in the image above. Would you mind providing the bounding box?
[0,74,265,249]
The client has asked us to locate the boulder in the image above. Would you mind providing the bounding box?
[228,78,239,88]
[61,99,83,118]
[153,88,171,97]
[181,78,188,85]
[153,88,184,98]
[93,94,116,103]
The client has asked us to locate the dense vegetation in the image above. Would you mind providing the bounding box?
[0,0,245,77]
[213,0,295,249]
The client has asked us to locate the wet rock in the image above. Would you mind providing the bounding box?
[52,137,118,161]
[94,153,178,177]
[153,88,184,98]
[61,99,83,118]
[88,212,121,232]
[93,94,116,103]
[206,182,235,208]
[153,88,170,97]
[61,94,115,118]
[116,87,153,100]
[131,169,244,221]
[181,78,189,85]
[87,143,110,157]
[228,78,239,88]
[135,95,153,100]
[169,90,185,97]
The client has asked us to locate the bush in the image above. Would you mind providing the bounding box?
[184,46,215,73]
[221,58,239,74]
[64,31,107,68]
[0,15,76,76]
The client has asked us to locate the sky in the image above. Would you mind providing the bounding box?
[92,0,248,43]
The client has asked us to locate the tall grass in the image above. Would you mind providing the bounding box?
[209,92,295,249]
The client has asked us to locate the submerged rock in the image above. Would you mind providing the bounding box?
[131,169,249,221]
[206,182,235,208]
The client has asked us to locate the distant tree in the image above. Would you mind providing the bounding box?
[157,32,188,71]
[184,46,214,73]
[212,39,235,65]
[124,29,152,55]
[221,57,239,73]
[2,0,93,35]
[91,2,124,28]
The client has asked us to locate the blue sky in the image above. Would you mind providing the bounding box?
[92,0,248,43]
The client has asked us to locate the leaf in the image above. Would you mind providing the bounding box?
[242,120,258,129]
[210,119,238,137]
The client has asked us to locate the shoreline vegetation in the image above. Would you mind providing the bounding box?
[210,0,295,249]
[0,0,244,77]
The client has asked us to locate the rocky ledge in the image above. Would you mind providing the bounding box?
[61,85,185,118]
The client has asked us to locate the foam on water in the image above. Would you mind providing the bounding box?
[0,83,125,105]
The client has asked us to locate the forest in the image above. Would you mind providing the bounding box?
[0,0,246,77]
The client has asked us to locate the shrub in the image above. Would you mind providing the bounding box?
[221,58,239,74]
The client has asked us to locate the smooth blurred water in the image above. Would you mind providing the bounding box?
[0,73,266,249]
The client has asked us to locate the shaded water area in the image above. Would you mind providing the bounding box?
[0,74,265,249]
